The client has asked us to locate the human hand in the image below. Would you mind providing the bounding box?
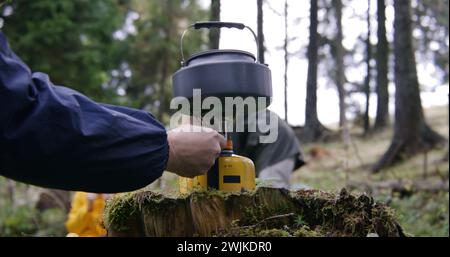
[166,125,226,178]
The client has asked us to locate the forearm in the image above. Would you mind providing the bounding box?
[0,32,169,193]
[0,76,169,192]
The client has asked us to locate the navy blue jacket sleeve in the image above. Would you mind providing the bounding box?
[0,31,169,193]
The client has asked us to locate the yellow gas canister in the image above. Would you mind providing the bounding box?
[218,152,255,192]
[179,137,256,193]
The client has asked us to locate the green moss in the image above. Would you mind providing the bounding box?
[257,229,290,237]
[371,203,403,236]
[215,223,292,237]
[241,204,271,225]
[103,192,138,232]
[189,188,240,203]
[386,191,449,236]
[135,191,180,214]
[104,187,404,237]
[293,226,322,237]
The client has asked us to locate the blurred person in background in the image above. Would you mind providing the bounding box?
[233,110,305,189]
[66,192,114,237]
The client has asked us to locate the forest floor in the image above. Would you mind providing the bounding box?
[0,106,448,237]
[292,105,449,236]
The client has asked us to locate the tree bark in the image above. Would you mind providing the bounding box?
[283,0,289,123]
[257,0,265,64]
[209,0,221,49]
[374,0,390,130]
[35,189,72,212]
[373,0,445,172]
[333,0,351,154]
[304,0,326,142]
[363,0,372,135]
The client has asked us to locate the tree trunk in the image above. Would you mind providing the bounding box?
[257,0,265,64]
[104,187,405,237]
[363,0,372,135]
[158,1,173,122]
[334,0,347,130]
[373,0,445,172]
[35,189,72,212]
[374,0,390,130]
[444,94,449,162]
[209,0,221,49]
[304,0,326,142]
[6,179,15,206]
[159,59,168,122]
[283,0,289,123]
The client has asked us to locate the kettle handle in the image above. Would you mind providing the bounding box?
[180,21,260,66]
[193,21,245,30]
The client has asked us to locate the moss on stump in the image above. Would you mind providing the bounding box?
[103,187,405,237]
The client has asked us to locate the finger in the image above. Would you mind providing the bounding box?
[214,148,221,159]
[199,158,216,172]
[193,125,214,133]
[216,133,227,149]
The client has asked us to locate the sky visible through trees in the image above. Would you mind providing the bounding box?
[1,0,448,126]
[220,0,449,126]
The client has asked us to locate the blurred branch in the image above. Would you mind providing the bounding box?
[240,213,295,229]
[265,0,282,16]
[348,179,449,196]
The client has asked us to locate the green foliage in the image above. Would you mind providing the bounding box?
[0,204,37,236]
[0,201,67,237]
[0,178,68,236]
[123,0,208,120]
[36,208,67,236]
[1,0,128,102]
[1,0,209,120]
[294,215,307,228]
[0,0,12,7]
[413,0,449,83]
[388,191,449,237]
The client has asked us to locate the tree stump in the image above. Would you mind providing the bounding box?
[103,187,405,237]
